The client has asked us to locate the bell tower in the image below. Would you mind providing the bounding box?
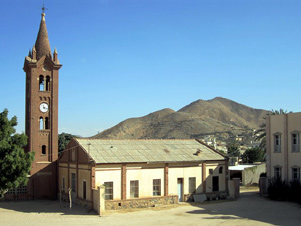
[23,12,62,199]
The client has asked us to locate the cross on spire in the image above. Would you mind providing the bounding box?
[41,3,48,13]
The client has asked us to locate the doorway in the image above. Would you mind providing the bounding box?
[83,181,87,200]
[212,176,219,192]
[177,178,183,202]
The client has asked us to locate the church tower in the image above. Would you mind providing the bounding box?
[23,12,62,199]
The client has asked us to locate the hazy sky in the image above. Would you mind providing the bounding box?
[1,0,300,137]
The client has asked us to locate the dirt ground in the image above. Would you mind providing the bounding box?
[0,188,300,226]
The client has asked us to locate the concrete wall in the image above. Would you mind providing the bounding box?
[95,161,227,201]
[105,195,178,210]
[95,164,122,200]
[77,164,91,200]
[92,186,105,215]
[58,163,91,201]
[205,163,226,192]
[242,164,266,185]
[168,164,203,195]
[228,178,240,199]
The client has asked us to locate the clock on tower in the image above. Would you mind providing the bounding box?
[23,12,62,199]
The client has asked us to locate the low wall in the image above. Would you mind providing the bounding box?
[59,192,92,209]
[242,164,266,186]
[3,194,28,201]
[228,178,240,199]
[259,177,268,196]
[185,191,228,202]
[93,186,105,215]
[105,195,178,210]
[93,188,100,214]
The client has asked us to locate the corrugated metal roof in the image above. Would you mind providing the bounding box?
[75,138,225,164]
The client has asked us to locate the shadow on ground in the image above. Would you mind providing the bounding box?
[186,191,301,226]
[0,199,96,216]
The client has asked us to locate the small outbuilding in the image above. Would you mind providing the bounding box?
[58,138,228,212]
[229,163,266,185]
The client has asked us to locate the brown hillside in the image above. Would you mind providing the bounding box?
[92,97,269,139]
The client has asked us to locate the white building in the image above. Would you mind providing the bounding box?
[58,138,229,210]
[266,112,301,181]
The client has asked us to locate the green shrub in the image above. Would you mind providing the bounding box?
[267,178,301,203]
[267,177,289,201]
[288,180,301,204]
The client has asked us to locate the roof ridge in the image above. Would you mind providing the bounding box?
[77,138,197,141]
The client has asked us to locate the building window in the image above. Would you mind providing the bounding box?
[71,173,76,192]
[292,133,300,152]
[46,76,50,91]
[130,180,139,198]
[274,134,281,153]
[104,182,113,200]
[83,181,87,200]
[189,177,196,194]
[153,179,161,196]
[219,167,223,174]
[41,145,46,155]
[209,169,213,174]
[274,167,282,179]
[39,117,44,130]
[292,168,300,181]
[39,75,44,91]
[45,117,49,129]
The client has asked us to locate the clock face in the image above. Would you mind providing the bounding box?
[40,103,49,113]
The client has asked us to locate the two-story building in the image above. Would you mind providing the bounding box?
[266,112,301,181]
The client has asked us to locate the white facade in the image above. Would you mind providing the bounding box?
[58,138,228,206]
[266,112,301,181]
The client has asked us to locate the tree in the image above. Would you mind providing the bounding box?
[254,109,292,151]
[241,147,265,163]
[0,109,34,197]
[58,132,78,153]
[226,141,240,157]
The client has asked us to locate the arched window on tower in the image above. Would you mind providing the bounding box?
[42,145,46,155]
[45,117,49,129]
[39,117,44,130]
[46,76,50,91]
[39,75,44,91]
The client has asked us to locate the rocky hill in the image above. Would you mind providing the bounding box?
[92,97,269,139]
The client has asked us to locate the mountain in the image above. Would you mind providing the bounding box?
[92,97,269,139]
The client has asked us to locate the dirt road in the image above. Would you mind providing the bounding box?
[0,190,300,226]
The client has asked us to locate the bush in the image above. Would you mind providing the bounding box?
[267,177,289,201]
[267,178,301,203]
[288,180,301,204]
[260,172,266,177]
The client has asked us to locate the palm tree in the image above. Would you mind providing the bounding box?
[254,109,292,151]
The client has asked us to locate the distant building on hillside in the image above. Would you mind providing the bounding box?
[266,112,301,181]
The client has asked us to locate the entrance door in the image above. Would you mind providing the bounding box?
[212,176,219,192]
[83,181,87,200]
[177,178,183,202]
[71,173,76,202]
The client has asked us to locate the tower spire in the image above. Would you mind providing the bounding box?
[35,10,51,60]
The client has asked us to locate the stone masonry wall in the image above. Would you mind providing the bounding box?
[105,195,178,210]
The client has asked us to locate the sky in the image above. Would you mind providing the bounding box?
[0,0,301,137]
